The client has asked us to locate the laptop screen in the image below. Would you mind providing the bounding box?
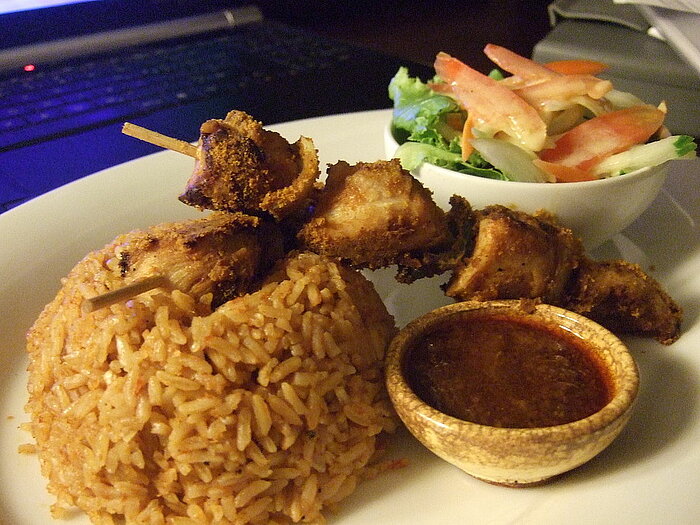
[0,0,250,51]
[0,0,98,16]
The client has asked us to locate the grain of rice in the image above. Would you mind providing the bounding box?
[24,250,398,523]
[270,356,303,384]
[251,394,273,436]
[268,393,304,426]
[256,357,278,387]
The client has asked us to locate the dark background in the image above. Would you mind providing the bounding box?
[0,1,555,211]
[261,0,553,73]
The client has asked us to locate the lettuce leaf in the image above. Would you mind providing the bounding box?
[389,67,507,178]
[388,67,462,150]
[395,142,507,180]
[674,135,697,157]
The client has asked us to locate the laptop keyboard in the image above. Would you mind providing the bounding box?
[0,22,354,151]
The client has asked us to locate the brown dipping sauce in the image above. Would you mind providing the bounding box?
[404,311,613,428]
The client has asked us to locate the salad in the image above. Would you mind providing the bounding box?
[389,44,696,183]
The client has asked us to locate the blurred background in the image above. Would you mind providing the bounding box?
[2,0,697,212]
[260,0,552,73]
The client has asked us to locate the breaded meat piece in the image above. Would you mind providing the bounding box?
[297,159,451,268]
[564,258,682,345]
[102,212,284,308]
[179,110,319,220]
[395,195,478,283]
[444,205,583,304]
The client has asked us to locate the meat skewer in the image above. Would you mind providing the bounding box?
[106,114,321,313]
[297,167,682,343]
[178,110,319,220]
[119,110,682,344]
[297,159,452,268]
[122,112,320,221]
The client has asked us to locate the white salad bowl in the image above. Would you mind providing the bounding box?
[384,124,669,250]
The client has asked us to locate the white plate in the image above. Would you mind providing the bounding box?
[1,109,700,524]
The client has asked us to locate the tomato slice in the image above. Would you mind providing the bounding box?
[538,105,665,171]
[434,52,547,152]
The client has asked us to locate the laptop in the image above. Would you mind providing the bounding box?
[0,1,432,212]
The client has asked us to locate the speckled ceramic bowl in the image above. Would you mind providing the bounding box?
[384,124,669,250]
[385,300,640,486]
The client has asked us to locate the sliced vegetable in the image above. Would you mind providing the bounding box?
[538,105,666,171]
[434,52,547,152]
[592,135,697,176]
[484,43,557,82]
[547,105,585,136]
[515,75,612,111]
[545,59,608,76]
[603,89,645,110]
[471,138,553,182]
[461,112,475,160]
[532,159,598,182]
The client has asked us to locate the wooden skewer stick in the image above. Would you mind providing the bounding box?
[122,122,197,158]
[82,275,170,314]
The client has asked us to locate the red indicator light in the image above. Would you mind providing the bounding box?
[23,64,36,72]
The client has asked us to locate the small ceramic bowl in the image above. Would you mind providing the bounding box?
[384,125,668,250]
[385,300,639,486]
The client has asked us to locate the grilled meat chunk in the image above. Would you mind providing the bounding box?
[111,212,284,307]
[564,258,682,344]
[179,110,319,220]
[444,205,583,304]
[297,159,451,268]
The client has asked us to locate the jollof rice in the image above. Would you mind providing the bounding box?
[25,248,397,524]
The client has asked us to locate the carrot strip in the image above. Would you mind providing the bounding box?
[544,60,608,76]
[532,159,598,183]
[461,112,475,160]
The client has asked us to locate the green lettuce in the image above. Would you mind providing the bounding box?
[394,142,507,180]
[388,67,506,178]
[388,67,461,150]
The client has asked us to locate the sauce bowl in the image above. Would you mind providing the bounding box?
[385,300,640,486]
[384,124,669,250]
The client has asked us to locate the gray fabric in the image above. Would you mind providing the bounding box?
[548,0,651,31]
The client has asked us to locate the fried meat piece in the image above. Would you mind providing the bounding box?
[112,212,284,307]
[297,159,451,268]
[444,205,583,304]
[179,110,319,220]
[564,258,682,344]
[395,195,478,283]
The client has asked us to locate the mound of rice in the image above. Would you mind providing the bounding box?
[25,249,398,524]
